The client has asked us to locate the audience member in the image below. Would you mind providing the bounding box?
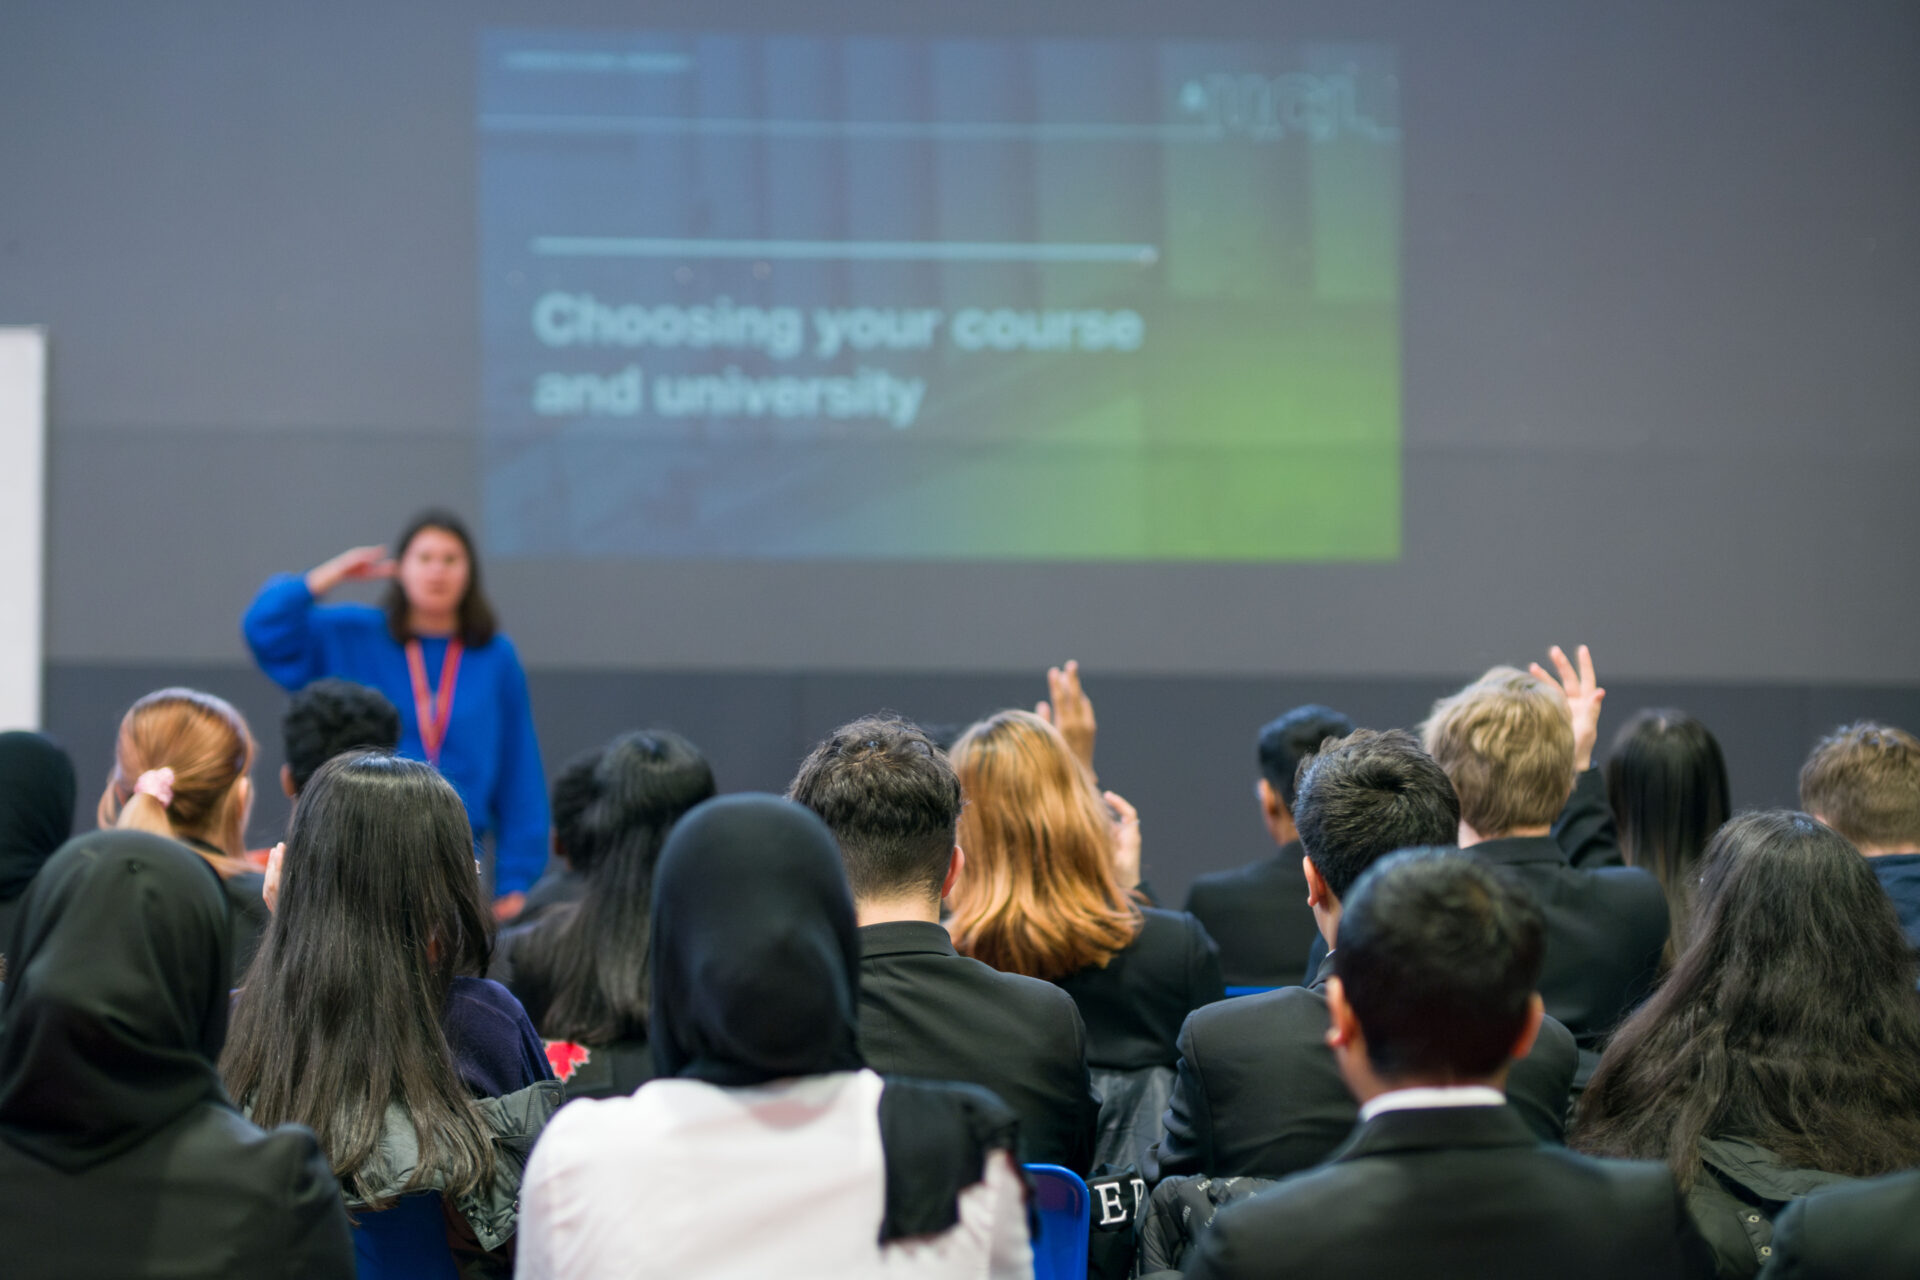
[0,830,353,1279]
[1760,1169,1920,1280]
[516,795,1032,1279]
[789,714,1100,1174]
[1182,850,1712,1280]
[498,730,715,1100]
[1607,708,1731,965]
[221,753,558,1268]
[97,688,271,973]
[1422,662,1667,1077]
[510,747,600,928]
[0,732,75,980]
[1572,811,1920,1278]
[1153,730,1577,1181]
[1798,722,1920,951]
[1183,705,1354,989]
[279,677,401,799]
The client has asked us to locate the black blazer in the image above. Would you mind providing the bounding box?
[1181,840,1319,989]
[1054,907,1225,1071]
[1759,1168,1920,1280]
[0,1102,353,1280]
[1468,835,1667,1063]
[1150,954,1578,1181]
[1183,1104,1713,1280]
[858,920,1099,1175]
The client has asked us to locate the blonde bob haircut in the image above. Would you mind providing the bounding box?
[1421,667,1575,838]
[947,709,1142,981]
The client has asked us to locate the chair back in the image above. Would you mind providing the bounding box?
[1024,1163,1091,1280]
[1224,985,1278,998]
[351,1191,460,1280]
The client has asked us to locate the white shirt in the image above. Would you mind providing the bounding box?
[1357,1085,1506,1122]
[514,1068,1032,1280]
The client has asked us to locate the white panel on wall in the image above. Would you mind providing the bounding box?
[0,329,47,729]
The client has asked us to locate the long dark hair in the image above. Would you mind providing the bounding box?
[381,509,497,646]
[1571,810,1920,1188]
[219,752,496,1206]
[513,731,715,1045]
[1605,709,1731,963]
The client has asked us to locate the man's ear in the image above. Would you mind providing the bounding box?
[279,763,297,800]
[1303,855,1335,909]
[941,845,965,901]
[1325,976,1362,1052]
[1508,992,1546,1063]
[1257,778,1283,821]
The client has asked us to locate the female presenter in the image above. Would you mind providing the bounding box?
[243,510,548,914]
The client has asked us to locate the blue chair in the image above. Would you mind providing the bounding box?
[351,1192,460,1280]
[1025,1163,1091,1280]
[1224,985,1279,998]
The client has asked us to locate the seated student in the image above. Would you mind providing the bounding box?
[497,730,715,1100]
[1607,709,1731,968]
[1798,721,1920,951]
[1422,663,1668,1077]
[0,830,354,1279]
[1153,730,1578,1181]
[1761,1168,1920,1280]
[0,731,75,981]
[1572,811,1920,1279]
[1183,850,1712,1280]
[97,688,272,974]
[279,677,402,801]
[222,753,559,1268]
[508,748,600,929]
[515,795,1032,1280]
[789,715,1100,1174]
[1183,705,1354,989]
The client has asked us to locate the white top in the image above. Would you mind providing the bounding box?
[514,1068,1033,1280]
[1358,1084,1506,1122]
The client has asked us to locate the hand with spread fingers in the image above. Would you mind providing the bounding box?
[1035,659,1097,777]
[1530,643,1606,772]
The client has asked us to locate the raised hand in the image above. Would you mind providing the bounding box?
[1104,789,1142,890]
[1035,659,1097,776]
[1530,643,1606,772]
[305,544,396,597]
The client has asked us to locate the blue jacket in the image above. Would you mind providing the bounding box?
[242,574,549,894]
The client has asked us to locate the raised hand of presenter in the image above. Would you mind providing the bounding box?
[243,511,552,921]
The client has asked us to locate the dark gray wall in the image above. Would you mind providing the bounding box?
[47,661,1920,904]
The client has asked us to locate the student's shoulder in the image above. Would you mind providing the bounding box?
[1184,982,1324,1046]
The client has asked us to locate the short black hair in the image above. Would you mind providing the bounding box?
[549,746,603,865]
[1293,728,1461,901]
[1336,849,1546,1079]
[1258,705,1356,809]
[281,679,402,794]
[787,715,963,904]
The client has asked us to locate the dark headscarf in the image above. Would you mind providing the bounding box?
[649,794,864,1086]
[0,732,76,902]
[0,831,234,1172]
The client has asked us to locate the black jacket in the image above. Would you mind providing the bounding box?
[1183,1104,1713,1280]
[1181,840,1318,989]
[1468,834,1667,1067]
[857,920,1099,1175]
[1761,1167,1920,1280]
[1054,907,1225,1071]
[0,1102,352,1280]
[1150,953,1578,1180]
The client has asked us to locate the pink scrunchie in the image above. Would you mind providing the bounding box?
[134,767,175,808]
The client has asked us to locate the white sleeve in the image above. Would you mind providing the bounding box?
[980,1151,1036,1280]
[512,1123,565,1280]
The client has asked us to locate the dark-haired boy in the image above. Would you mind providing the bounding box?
[1184,850,1710,1280]
[789,715,1098,1174]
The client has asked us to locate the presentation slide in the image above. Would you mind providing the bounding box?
[479,31,1401,561]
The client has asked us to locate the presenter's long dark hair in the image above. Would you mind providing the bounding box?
[381,508,497,646]
[512,730,716,1046]
[1605,709,1731,964]
[220,752,495,1206]
[1571,810,1920,1188]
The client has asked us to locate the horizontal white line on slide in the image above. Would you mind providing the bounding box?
[531,237,1161,264]
[482,114,1217,142]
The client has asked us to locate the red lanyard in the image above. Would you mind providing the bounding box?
[405,638,464,766]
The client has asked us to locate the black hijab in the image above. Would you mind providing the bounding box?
[648,794,864,1087]
[0,831,234,1173]
[0,732,75,902]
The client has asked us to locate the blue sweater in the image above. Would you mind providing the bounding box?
[242,573,549,894]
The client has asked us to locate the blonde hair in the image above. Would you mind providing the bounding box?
[99,687,256,877]
[946,710,1141,981]
[1421,667,1574,837]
